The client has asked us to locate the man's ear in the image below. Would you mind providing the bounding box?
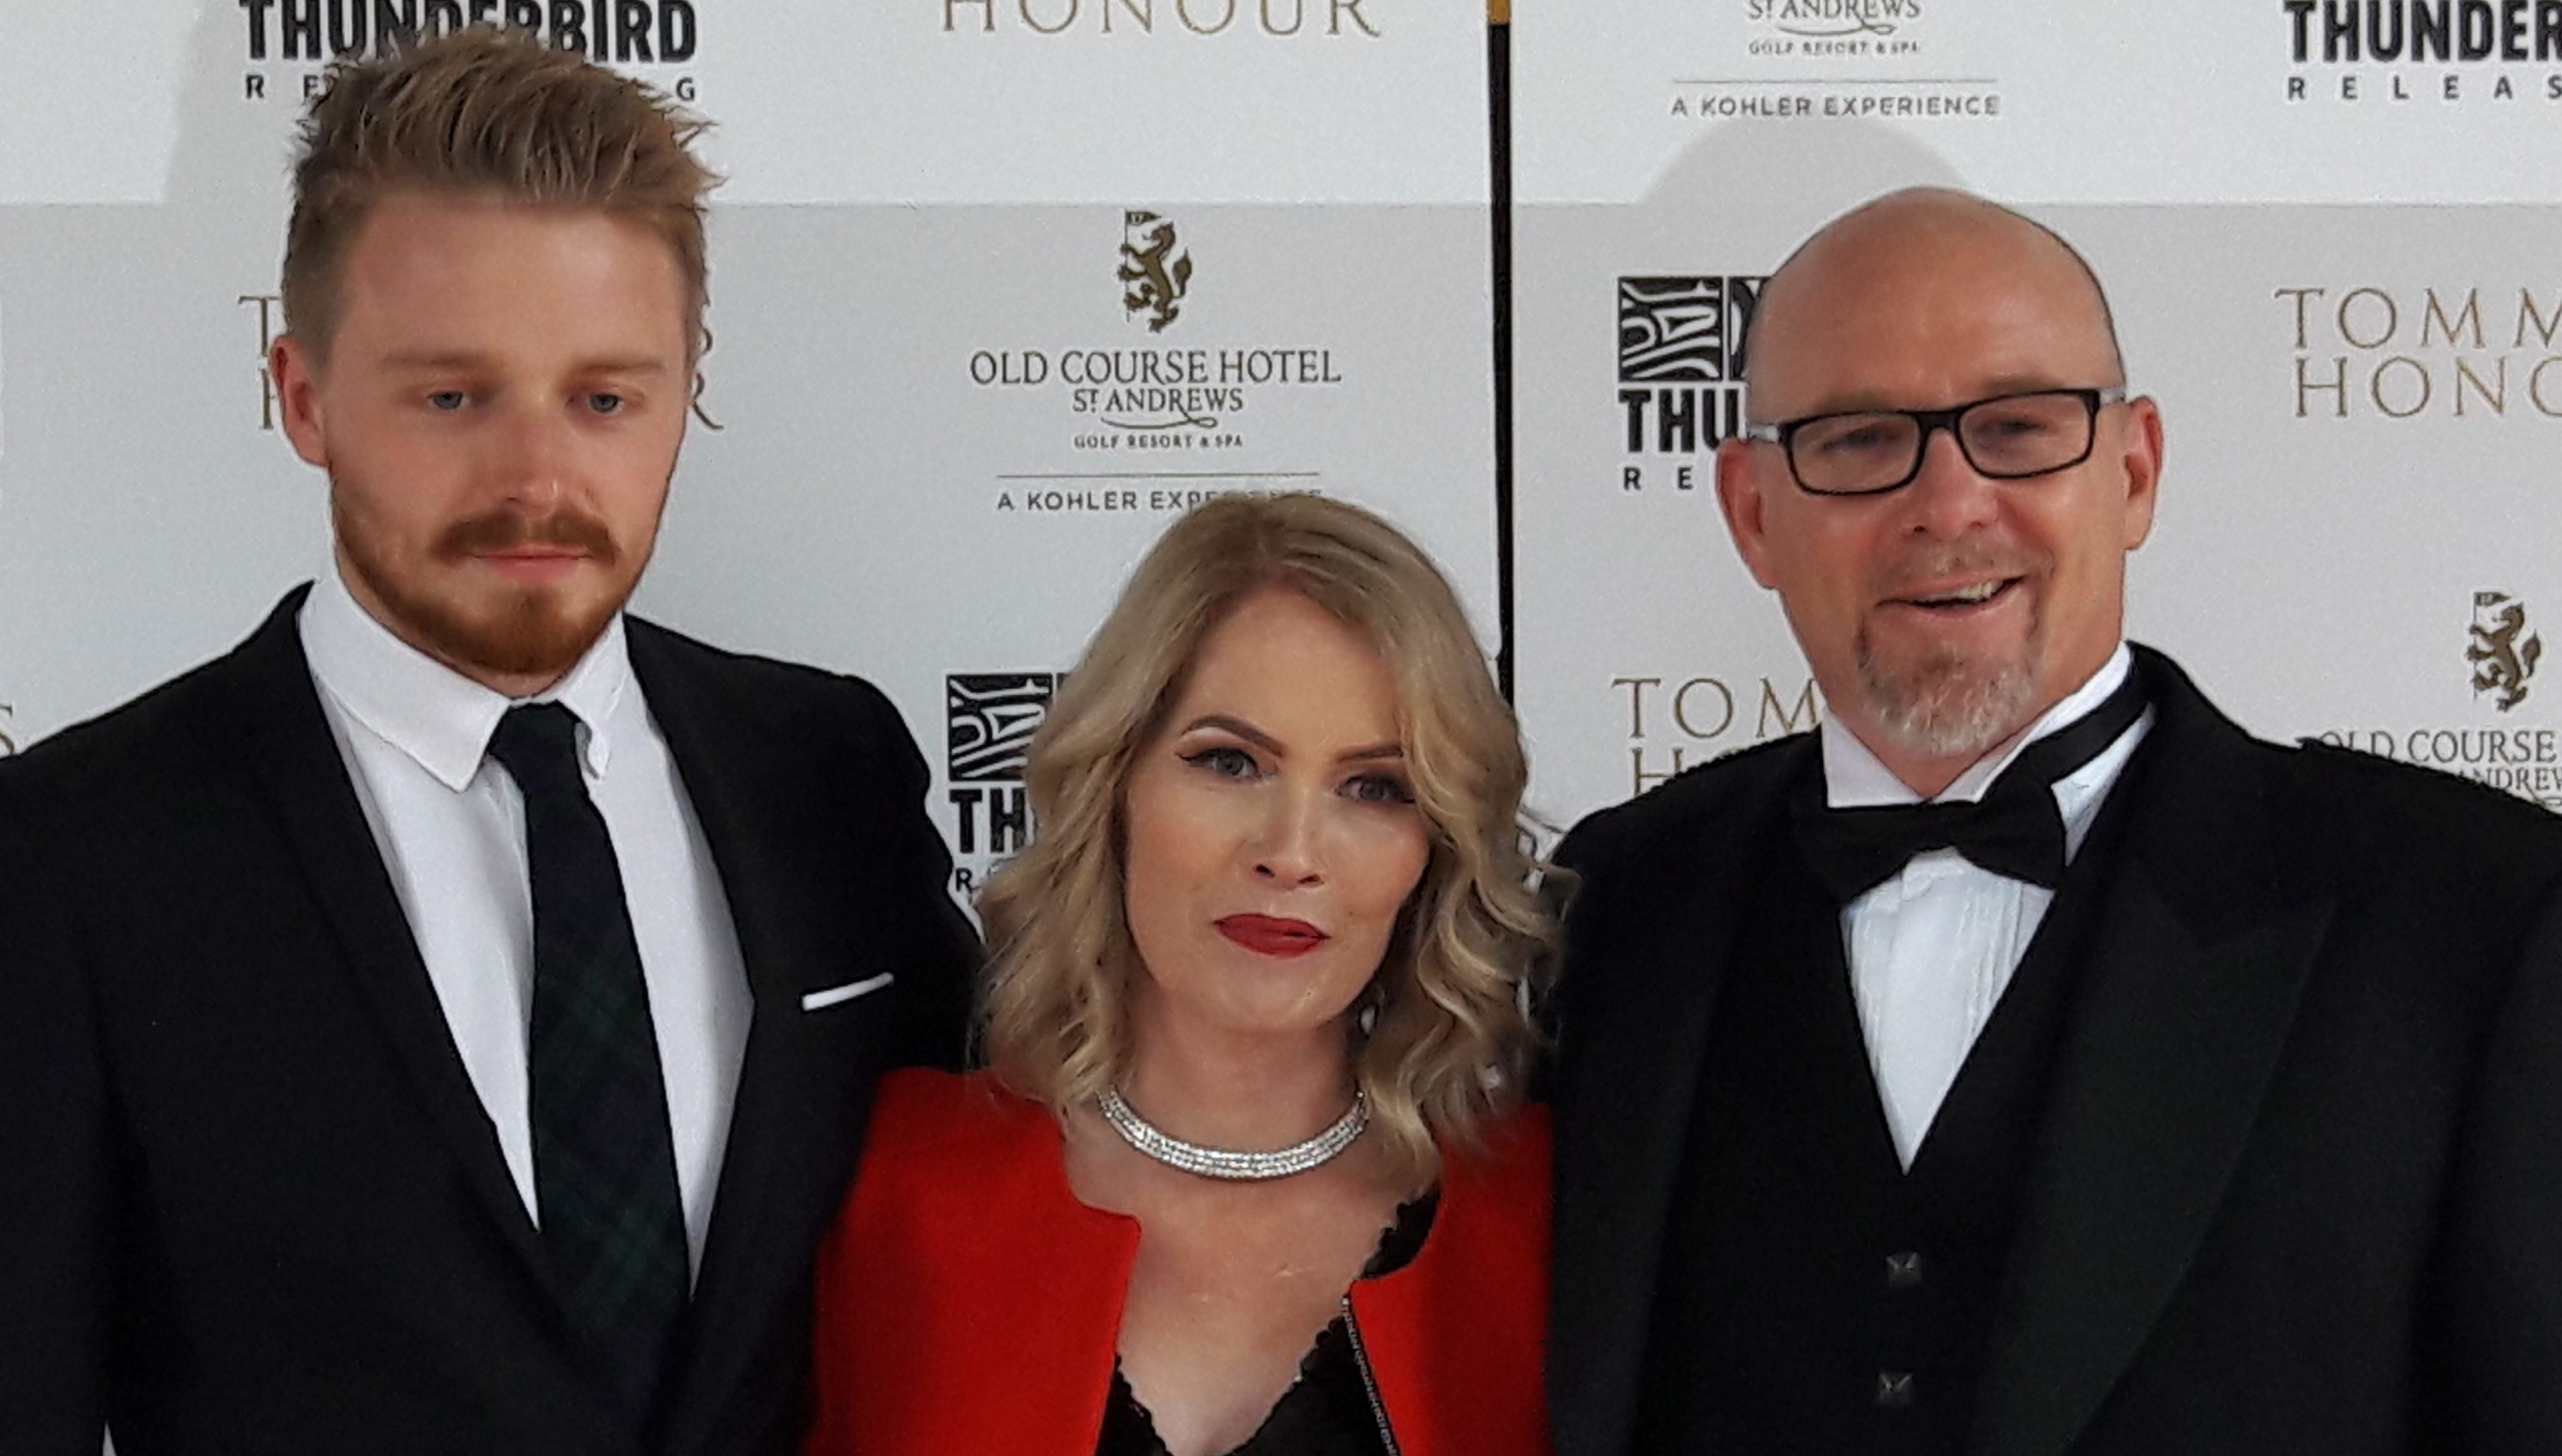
[270,334,331,471]
[2116,394,2164,551]
[1716,437,1783,590]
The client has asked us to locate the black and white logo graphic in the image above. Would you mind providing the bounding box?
[1619,276,1754,383]
[240,1,703,106]
[1617,275,1760,487]
[241,0,700,62]
[2284,0,2562,104]
[946,672,1057,862]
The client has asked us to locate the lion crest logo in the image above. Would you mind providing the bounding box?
[2469,590,2543,713]
[1119,210,1192,334]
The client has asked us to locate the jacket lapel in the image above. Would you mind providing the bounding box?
[628,624,854,1451]
[1969,647,2335,1456]
[1549,744,1806,1456]
[229,588,566,1298]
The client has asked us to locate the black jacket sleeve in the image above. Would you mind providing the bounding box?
[0,807,111,1453]
[2435,880,2562,1453]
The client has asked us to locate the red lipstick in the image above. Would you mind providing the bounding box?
[1216,914,1328,958]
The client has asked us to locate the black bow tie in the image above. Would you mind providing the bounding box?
[1793,669,2149,903]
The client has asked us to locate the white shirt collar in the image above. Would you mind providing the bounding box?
[299,562,633,792]
[1822,642,2135,810]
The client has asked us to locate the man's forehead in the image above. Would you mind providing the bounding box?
[332,198,691,341]
[1746,210,2117,411]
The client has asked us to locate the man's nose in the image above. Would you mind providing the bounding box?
[494,408,572,510]
[1897,423,2001,538]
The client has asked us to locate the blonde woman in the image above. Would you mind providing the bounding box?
[806,494,1555,1456]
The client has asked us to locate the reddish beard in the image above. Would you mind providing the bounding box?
[335,493,638,682]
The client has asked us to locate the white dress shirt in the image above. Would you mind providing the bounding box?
[1819,643,2151,1169]
[300,568,751,1275]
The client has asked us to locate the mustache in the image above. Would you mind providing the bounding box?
[1874,539,2046,597]
[432,510,618,565]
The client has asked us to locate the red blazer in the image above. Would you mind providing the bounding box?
[807,1068,1551,1456]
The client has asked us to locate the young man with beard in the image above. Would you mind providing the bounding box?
[1546,189,2562,1456]
[0,29,973,1456]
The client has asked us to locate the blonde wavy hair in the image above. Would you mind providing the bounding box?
[979,493,1555,1190]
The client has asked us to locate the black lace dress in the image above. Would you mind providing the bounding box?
[1093,1193,1436,1456]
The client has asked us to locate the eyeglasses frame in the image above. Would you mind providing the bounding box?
[1739,386,2131,497]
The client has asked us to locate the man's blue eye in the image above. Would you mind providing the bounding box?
[426,390,467,411]
[588,393,625,416]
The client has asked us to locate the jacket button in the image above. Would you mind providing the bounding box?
[1886,1250,1924,1289]
[1877,1371,1917,1408]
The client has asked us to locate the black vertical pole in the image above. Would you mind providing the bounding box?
[1489,14,1516,705]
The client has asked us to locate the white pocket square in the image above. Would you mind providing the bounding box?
[800,972,896,1012]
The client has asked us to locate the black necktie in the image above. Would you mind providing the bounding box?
[1794,668,2149,903]
[486,702,688,1416]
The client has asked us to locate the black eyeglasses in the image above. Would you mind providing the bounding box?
[1740,387,2128,497]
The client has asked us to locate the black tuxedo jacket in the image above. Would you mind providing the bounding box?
[0,589,977,1456]
[1548,646,2562,1456]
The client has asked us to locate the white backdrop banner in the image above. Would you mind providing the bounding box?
[640,202,1495,903]
[1512,0,2562,828]
[1517,0,2562,206]
[1,0,1483,206]
[0,0,1495,913]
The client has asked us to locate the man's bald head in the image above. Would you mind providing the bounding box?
[1711,185,2163,797]
[1744,188,2125,423]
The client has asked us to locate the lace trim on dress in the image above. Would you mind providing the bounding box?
[1094,1192,1437,1456]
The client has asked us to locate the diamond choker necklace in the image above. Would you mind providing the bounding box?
[1098,1085,1369,1180]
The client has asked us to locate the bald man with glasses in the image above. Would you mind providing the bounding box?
[1545,188,2562,1456]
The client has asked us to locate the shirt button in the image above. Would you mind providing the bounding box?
[1877,1370,1917,1408]
[1886,1250,1924,1289]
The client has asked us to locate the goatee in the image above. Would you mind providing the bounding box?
[1855,539,2046,760]
[334,493,632,682]
[1854,636,2039,762]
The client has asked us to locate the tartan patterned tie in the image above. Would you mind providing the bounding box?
[487,702,688,1417]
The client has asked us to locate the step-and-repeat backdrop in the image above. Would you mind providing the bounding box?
[0,0,1493,906]
[1513,0,2562,826]
[4,1,2560,905]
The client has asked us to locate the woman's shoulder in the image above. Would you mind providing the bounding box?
[1421,1100,1551,1253]
[850,1068,1135,1283]
[863,1068,1061,1181]
[1442,1101,1552,1189]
